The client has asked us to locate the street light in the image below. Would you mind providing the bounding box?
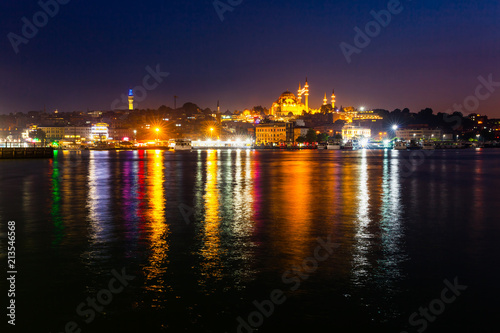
[210,127,214,139]
[155,128,160,141]
[133,130,137,142]
[392,125,398,131]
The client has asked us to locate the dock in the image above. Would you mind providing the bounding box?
[0,147,54,159]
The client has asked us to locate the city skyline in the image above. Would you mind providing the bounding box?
[1,0,499,116]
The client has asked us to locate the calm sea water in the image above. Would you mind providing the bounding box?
[1,149,499,332]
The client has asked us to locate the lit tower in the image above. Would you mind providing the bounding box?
[304,78,309,112]
[323,93,328,106]
[297,83,302,103]
[128,89,134,110]
[331,89,336,110]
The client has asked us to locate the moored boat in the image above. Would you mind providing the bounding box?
[327,139,341,150]
[394,141,407,150]
[174,139,192,151]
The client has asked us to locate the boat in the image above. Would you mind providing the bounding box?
[174,139,192,151]
[394,141,407,150]
[318,142,328,149]
[422,141,435,150]
[342,139,359,150]
[62,143,82,151]
[327,139,341,150]
[407,140,422,150]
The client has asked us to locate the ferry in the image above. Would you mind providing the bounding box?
[394,141,407,150]
[62,143,82,151]
[343,139,359,150]
[327,139,341,150]
[422,141,435,150]
[408,140,422,150]
[174,139,192,151]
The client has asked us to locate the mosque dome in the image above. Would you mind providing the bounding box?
[279,90,296,99]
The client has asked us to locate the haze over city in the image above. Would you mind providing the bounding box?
[1,0,499,116]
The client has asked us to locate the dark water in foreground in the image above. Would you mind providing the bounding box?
[1,149,499,332]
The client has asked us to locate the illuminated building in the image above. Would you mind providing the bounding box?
[91,123,109,141]
[270,90,305,117]
[108,128,134,141]
[255,123,289,144]
[38,126,65,140]
[396,128,443,141]
[128,89,134,110]
[342,125,371,140]
[331,89,336,109]
[270,78,334,117]
[341,108,384,123]
[293,126,309,141]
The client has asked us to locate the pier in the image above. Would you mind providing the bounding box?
[0,147,54,159]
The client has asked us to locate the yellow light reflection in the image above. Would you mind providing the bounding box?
[198,150,223,291]
[143,150,170,301]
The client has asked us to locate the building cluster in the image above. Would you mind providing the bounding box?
[1,79,499,146]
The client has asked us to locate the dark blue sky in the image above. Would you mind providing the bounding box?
[1,0,499,116]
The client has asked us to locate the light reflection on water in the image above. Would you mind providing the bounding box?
[2,149,499,332]
[197,150,224,291]
[143,150,170,301]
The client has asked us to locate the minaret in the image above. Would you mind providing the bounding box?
[297,83,302,103]
[331,89,336,110]
[323,93,328,106]
[304,78,309,112]
[128,89,134,110]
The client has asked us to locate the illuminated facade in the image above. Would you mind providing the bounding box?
[396,128,443,141]
[91,123,109,141]
[341,108,384,123]
[270,78,334,117]
[342,125,371,140]
[255,123,288,144]
[270,90,306,117]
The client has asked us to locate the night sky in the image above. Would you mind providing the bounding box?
[1,0,499,116]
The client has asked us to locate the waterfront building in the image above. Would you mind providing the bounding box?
[293,126,309,141]
[342,125,371,140]
[108,128,134,141]
[38,126,65,140]
[91,123,109,141]
[255,123,296,144]
[396,128,443,141]
[63,127,92,142]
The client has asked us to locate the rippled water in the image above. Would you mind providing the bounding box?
[1,149,499,332]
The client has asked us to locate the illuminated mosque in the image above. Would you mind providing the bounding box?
[269,78,336,117]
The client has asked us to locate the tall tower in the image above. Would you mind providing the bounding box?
[304,78,309,112]
[323,93,328,106]
[297,83,302,103]
[128,89,134,110]
[331,89,336,110]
